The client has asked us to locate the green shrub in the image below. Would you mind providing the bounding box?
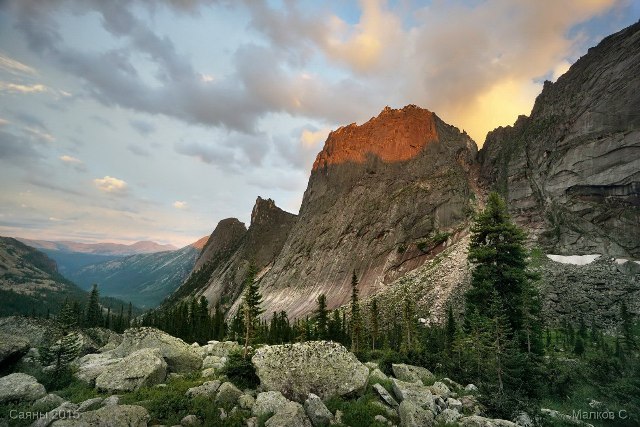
[220,350,260,390]
[325,395,394,427]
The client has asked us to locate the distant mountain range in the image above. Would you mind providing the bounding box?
[17,238,177,256]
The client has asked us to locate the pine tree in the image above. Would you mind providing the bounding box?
[315,294,329,340]
[401,289,416,354]
[242,265,263,357]
[446,304,456,353]
[350,271,362,353]
[370,297,380,350]
[57,300,77,332]
[127,302,133,328]
[85,284,102,327]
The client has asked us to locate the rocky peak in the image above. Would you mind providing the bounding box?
[193,218,247,272]
[250,197,281,226]
[312,105,439,172]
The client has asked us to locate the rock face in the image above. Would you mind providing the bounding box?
[95,348,167,392]
[110,327,201,373]
[252,341,369,402]
[73,352,122,386]
[479,22,640,258]
[255,105,476,318]
[0,373,46,403]
[0,332,29,368]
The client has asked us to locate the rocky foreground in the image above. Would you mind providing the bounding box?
[0,320,543,427]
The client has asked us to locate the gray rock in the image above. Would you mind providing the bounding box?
[73,353,122,386]
[32,394,65,413]
[253,391,291,418]
[77,397,103,413]
[0,373,46,403]
[265,401,312,427]
[95,348,167,392]
[185,380,221,398]
[200,368,217,378]
[465,383,478,392]
[238,394,255,410]
[202,355,226,370]
[365,361,379,370]
[252,341,368,402]
[371,401,398,418]
[374,415,392,425]
[180,414,201,426]
[446,397,462,411]
[391,378,436,412]
[303,393,333,427]
[111,327,202,373]
[458,415,519,427]
[31,402,79,427]
[245,417,258,427]
[442,377,463,390]
[0,332,30,368]
[102,395,120,406]
[369,368,389,383]
[436,408,462,424]
[201,341,242,358]
[392,364,434,384]
[215,382,243,406]
[373,383,399,408]
[429,381,451,398]
[513,411,533,427]
[50,404,149,426]
[399,400,435,427]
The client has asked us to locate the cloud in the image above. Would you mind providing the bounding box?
[0,82,47,93]
[59,154,86,172]
[23,126,55,142]
[0,128,45,163]
[129,119,156,135]
[93,175,128,194]
[0,118,9,126]
[127,143,152,157]
[0,52,37,76]
[173,201,187,209]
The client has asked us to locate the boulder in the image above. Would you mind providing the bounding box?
[0,332,30,368]
[446,397,462,411]
[253,391,291,418]
[95,348,167,392]
[429,381,451,398]
[73,353,122,386]
[399,400,435,427]
[111,327,202,373]
[32,402,78,427]
[369,368,389,383]
[375,414,393,425]
[32,394,65,412]
[265,401,312,427]
[77,397,104,412]
[102,395,120,406]
[252,341,368,402]
[200,341,242,358]
[238,394,255,410]
[458,415,519,427]
[201,368,216,378]
[185,380,221,398]
[202,355,226,370]
[303,393,333,427]
[373,383,399,408]
[465,384,478,392]
[392,364,434,384]
[391,378,436,412]
[180,414,201,426]
[0,317,60,348]
[0,373,46,403]
[51,404,149,426]
[215,382,243,406]
[436,408,462,424]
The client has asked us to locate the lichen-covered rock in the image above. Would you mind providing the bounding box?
[51,404,149,426]
[102,395,120,406]
[253,391,291,418]
[0,332,30,368]
[185,380,221,398]
[77,397,104,412]
[429,381,451,398]
[373,383,399,408]
[399,400,435,427]
[369,368,389,383]
[0,373,46,403]
[95,348,167,392]
[265,401,312,427]
[458,415,518,427]
[202,355,226,370]
[180,414,201,426]
[199,341,242,358]
[303,393,333,427]
[32,393,65,412]
[0,317,61,348]
[111,327,202,373]
[31,402,79,427]
[73,353,122,386]
[215,382,242,406]
[436,408,462,424]
[252,341,368,402]
[238,394,255,410]
[391,378,436,412]
[392,364,434,384]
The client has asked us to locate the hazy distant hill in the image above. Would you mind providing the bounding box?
[18,238,177,256]
[67,237,208,309]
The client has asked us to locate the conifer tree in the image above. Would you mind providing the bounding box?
[127,302,133,328]
[242,265,263,357]
[85,284,102,327]
[401,289,416,354]
[315,294,329,340]
[350,271,363,353]
[370,297,380,350]
[620,301,637,352]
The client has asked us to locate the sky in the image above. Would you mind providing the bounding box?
[0,0,638,248]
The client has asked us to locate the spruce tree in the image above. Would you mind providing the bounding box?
[85,284,102,327]
[315,294,329,340]
[242,265,263,357]
[370,297,380,350]
[350,271,363,353]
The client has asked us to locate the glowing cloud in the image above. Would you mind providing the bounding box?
[173,201,188,209]
[0,82,47,93]
[94,176,128,193]
[59,155,82,164]
[0,53,37,76]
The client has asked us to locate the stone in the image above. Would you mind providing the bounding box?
[32,394,65,412]
[458,415,518,427]
[77,397,104,412]
[202,355,226,370]
[180,414,201,426]
[200,341,242,358]
[428,381,451,398]
[245,417,258,427]
[102,395,120,406]
[513,411,534,427]
[399,400,435,427]
[252,341,368,402]
[373,383,399,408]
[374,415,393,426]
[95,348,167,392]
[303,393,333,427]
[460,395,482,414]
[446,397,462,411]
[365,361,379,370]
[73,352,122,386]
[391,378,437,412]
[185,380,221,398]
[442,377,463,390]
[0,373,46,403]
[465,384,478,392]
[0,332,30,368]
[50,404,149,426]
[31,402,79,427]
[110,327,202,373]
[392,364,434,384]
[437,408,463,424]
[369,368,389,384]
[265,401,312,427]
[215,382,243,406]
[238,394,255,410]
[201,368,217,378]
[253,391,291,418]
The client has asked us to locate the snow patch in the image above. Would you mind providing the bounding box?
[546,254,601,265]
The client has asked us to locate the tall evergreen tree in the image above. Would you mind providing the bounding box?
[350,271,363,353]
[242,265,263,357]
[370,297,380,350]
[85,284,102,327]
[315,294,329,340]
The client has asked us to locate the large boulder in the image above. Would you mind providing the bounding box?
[73,353,122,386]
[51,404,149,426]
[110,327,202,373]
[392,364,434,384]
[0,373,46,403]
[391,378,437,412]
[0,316,60,348]
[32,393,65,412]
[0,332,30,368]
[199,341,242,358]
[252,341,368,402]
[185,380,221,398]
[458,415,518,427]
[265,401,313,427]
[373,383,399,408]
[215,382,243,406]
[399,400,435,427]
[304,393,333,427]
[95,348,167,392]
[253,391,291,418]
